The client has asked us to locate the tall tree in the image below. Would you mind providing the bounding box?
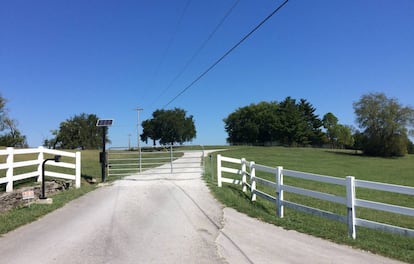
[353,92,414,156]
[141,108,196,146]
[277,97,324,146]
[224,98,324,146]
[48,113,106,149]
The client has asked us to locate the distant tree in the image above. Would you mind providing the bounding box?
[297,98,324,146]
[141,108,196,146]
[224,97,324,146]
[141,119,158,146]
[407,139,414,154]
[0,95,28,147]
[277,97,324,146]
[322,112,339,148]
[47,113,106,149]
[353,92,414,157]
[336,124,354,149]
[322,113,354,149]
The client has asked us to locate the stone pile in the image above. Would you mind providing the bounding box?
[0,180,71,213]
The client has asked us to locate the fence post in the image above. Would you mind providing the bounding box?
[170,145,173,174]
[276,166,284,218]
[37,146,44,182]
[75,151,81,188]
[346,176,356,239]
[250,161,256,201]
[241,158,247,193]
[217,154,222,187]
[5,147,14,192]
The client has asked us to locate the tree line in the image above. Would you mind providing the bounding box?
[224,97,326,147]
[2,92,413,157]
[224,93,414,157]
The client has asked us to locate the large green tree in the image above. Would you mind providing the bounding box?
[224,102,277,145]
[353,92,414,156]
[224,97,324,146]
[141,108,196,146]
[46,113,106,149]
[0,95,27,147]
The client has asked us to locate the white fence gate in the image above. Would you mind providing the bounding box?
[217,154,414,239]
[108,146,204,177]
[0,147,81,192]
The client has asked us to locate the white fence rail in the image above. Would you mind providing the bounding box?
[0,147,81,192]
[217,154,414,239]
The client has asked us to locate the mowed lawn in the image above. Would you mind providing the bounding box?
[204,146,414,263]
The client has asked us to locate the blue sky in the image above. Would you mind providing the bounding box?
[1,0,413,148]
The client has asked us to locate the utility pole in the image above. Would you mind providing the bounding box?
[134,107,143,172]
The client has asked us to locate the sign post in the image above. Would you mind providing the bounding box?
[96,119,113,182]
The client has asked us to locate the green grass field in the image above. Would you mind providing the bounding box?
[203,146,414,263]
[1,146,413,262]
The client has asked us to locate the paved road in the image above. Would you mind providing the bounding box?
[0,151,404,263]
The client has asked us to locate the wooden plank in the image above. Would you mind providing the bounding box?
[283,200,347,223]
[45,171,75,180]
[355,199,414,217]
[221,156,242,164]
[49,161,76,169]
[221,167,241,175]
[252,163,277,174]
[13,171,38,181]
[221,177,242,185]
[282,185,347,205]
[44,149,76,158]
[253,189,277,203]
[255,177,277,189]
[12,160,39,168]
[355,180,414,195]
[355,218,414,237]
[283,169,345,186]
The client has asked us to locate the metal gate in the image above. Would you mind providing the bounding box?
[107,145,205,177]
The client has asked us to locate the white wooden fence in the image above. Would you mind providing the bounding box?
[0,147,81,192]
[217,154,414,239]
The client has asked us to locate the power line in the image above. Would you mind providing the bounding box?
[150,0,241,108]
[147,0,192,98]
[163,0,289,108]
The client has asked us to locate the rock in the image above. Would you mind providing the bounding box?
[0,180,72,213]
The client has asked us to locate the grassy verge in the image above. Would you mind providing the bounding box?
[203,146,414,263]
[0,150,101,235]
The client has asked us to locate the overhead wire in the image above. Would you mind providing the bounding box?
[146,0,192,101]
[163,0,289,108]
[149,0,241,108]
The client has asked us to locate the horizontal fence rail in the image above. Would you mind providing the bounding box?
[216,154,414,239]
[0,147,81,192]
